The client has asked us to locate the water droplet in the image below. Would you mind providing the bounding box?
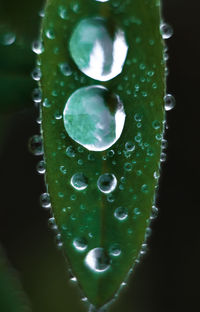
[97,173,117,193]
[152,120,161,130]
[73,238,88,251]
[161,139,168,150]
[63,86,126,151]
[69,17,128,81]
[59,62,72,76]
[164,94,176,111]
[160,23,173,39]
[124,162,132,172]
[45,29,55,40]
[28,135,43,156]
[0,32,16,46]
[114,207,128,221]
[160,152,166,162]
[109,244,121,256]
[85,248,110,273]
[31,67,42,81]
[141,184,149,194]
[125,141,135,152]
[66,146,76,158]
[71,173,88,190]
[32,88,42,103]
[36,160,46,174]
[40,193,51,209]
[48,217,58,230]
[95,0,109,2]
[43,98,51,108]
[150,205,158,220]
[58,5,68,20]
[70,276,77,283]
[32,40,44,54]
[154,171,160,180]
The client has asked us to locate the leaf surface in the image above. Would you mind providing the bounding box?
[40,0,165,308]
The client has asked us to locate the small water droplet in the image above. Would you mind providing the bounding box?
[73,238,88,251]
[71,173,88,190]
[85,248,110,273]
[160,152,167,162]
[40,193,51,209]
[164,94,176,111]
[58,5,68,20]
[0,32,16,46]
[160,23,173,39]
[48,217,58,230]
[32,88,42,103]
[152,120,161,130]
[97,173,117,193]
[69,17,128,81]
[114,207,128,221]
[59,62,72,76]
[36,160,46,174]
[109,244,121,256]
[28,135,43,156]
[66,146,76,158]
[32,40,44,54]
[31,67,42,81]
[141,184,149,194]
[42,98,51,108]
[150,205,159,220]
[45,28,55,40]
[125,141,135,152]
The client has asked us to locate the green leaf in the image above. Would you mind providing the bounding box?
[40,0,165,308]
[0,246,31,312]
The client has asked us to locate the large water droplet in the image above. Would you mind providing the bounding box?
[97,173,117,193]
[63,86,125,151]
[71,173,88,190]
[85,248,110,273]
[69,17,128,81]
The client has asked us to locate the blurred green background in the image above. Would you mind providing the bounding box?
[0,0,199,311]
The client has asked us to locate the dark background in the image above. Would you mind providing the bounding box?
[0,0,199,311]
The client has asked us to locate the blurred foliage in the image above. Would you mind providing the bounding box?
[0,0,44,114]
[0,246,31,312]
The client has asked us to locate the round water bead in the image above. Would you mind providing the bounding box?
[109,243,121,256]
[71,173,88,190]
[97,173,117,193]
[69,17,128,81]
[63,86,126,151]
[73,237,88,251]
[160,23,173,39]
[164,94,176,111]
[85,248,110,273]
[114,206,128,221]
[28,135,43,156]
[40,193,51,209]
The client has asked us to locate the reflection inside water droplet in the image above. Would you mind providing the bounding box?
[71,173,88,190]
[63,86,126,151]
[114,206,128,221]
[69,17,128,81]
[97,173,117,193]
[85,248,110,273]
[73,238,88,251]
